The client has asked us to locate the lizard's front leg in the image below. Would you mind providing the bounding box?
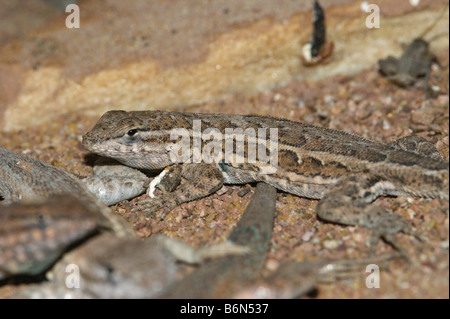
[316,175,420,256]
[131,163,224,217]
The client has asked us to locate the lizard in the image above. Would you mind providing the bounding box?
[82,110,449,255]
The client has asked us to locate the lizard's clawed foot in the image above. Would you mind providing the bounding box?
[368,213,422,260]
[316,175,425,258]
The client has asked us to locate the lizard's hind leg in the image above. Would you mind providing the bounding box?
[316,175,420,257]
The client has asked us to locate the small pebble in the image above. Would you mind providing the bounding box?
[302,231,314,242]
[216,185,228,196]
[323,239,339,250]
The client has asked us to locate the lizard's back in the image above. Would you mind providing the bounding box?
[82,111,449,200]
[178,112,449,200]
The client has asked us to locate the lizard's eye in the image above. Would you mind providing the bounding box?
[127,129,138,136]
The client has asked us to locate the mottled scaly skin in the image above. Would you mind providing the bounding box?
[82,110,448,254]
[83,111,448,199]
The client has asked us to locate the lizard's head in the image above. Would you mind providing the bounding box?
[82,110,188,170]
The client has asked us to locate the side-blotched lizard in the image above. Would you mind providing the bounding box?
[82,110,449,254]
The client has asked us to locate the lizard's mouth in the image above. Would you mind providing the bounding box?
[86,142,171,171]
[82,130,175,170]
